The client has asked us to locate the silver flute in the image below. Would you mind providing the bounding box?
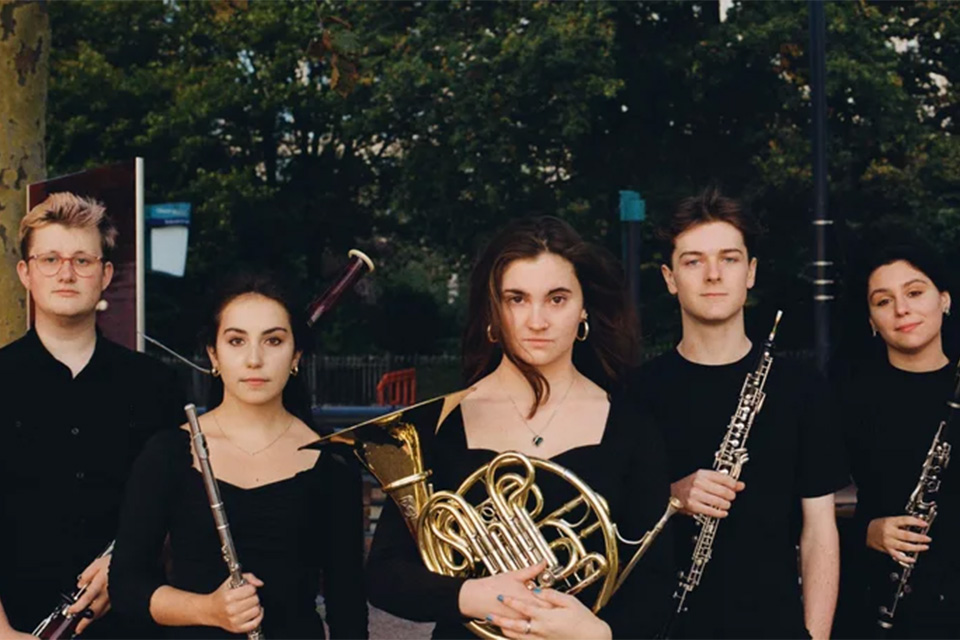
[877,359,960,631]
[672,311,783,619]
[184,404,264,640]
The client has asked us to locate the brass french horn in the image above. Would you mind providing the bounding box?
[308,390,680,640]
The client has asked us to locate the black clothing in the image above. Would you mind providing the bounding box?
[110,428,369,639]
[0,329,184,635]
[842,361,960,639]
[366,394,676,639]
[635,346,849,639]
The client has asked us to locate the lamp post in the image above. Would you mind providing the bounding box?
[809,0,833,375]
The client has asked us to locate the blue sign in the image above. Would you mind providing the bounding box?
[146,202,191,227]
[146,203,191,277]
[619,190,646,222]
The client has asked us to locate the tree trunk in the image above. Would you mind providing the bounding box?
[0,0,48,346]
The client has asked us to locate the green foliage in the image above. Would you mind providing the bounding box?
[45,1,960,354]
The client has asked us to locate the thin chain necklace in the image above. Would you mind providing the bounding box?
[498,370,578,447]
[212,411,295,457]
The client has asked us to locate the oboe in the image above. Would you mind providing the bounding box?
[32,541,115,639]
[877,359,960,631]
[185,403,264,640]
[671,311,783,622]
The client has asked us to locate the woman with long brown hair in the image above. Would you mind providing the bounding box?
[366,216,674,639]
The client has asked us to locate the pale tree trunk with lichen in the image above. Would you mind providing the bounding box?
[0,0,48,347]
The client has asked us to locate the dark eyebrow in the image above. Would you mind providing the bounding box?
[222,327,289,335]
[720,248,745,255]
[869,279,930,299]
[677,251,704,259]
[503,288,573,297]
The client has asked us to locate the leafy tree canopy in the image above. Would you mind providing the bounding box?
[45,1,960,355]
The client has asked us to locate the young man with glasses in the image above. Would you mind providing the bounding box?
[0,192,184,637]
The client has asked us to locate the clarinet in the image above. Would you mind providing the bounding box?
[670,311,784,623]
[185,404,264,640]
[877,359,960,631]
[32,541,115,639]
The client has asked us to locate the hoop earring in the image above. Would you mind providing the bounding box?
[291,362,300,377]
[576,319,590,342]
[486,324,498,343]
[211,366,221,378]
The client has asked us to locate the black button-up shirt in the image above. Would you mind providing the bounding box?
[0,329,184,633]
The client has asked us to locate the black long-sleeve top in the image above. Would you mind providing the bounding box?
[110,429,368,639]
[366,393,676,639]
[842,360,960,632]
[0,329,184,635]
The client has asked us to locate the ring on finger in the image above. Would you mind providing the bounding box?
[525,620,532,635]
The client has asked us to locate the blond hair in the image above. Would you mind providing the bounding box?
[19,192,118,260]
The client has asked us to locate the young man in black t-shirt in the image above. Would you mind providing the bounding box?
[636,189,848,639]
[0,193,184,637]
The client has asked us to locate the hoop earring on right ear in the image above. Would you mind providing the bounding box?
[576,319,590,342]
[486,324,498,343]
[211,366,220,378]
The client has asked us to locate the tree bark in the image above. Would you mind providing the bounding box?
[0,0,48,346]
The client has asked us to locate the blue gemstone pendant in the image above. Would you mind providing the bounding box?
[532,436,544,447]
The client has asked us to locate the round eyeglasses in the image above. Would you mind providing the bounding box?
[28,252,104,278]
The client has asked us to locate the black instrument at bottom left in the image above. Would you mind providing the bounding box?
[32,540,115,640]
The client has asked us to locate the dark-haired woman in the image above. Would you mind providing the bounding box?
[842,246,959,639]
[366,216,675,639]
[109,274,369,639]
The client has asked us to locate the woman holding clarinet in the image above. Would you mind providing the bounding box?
[109,255,373,639]
[841,243,960,639]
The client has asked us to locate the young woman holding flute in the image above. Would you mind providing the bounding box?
[109,272,368,639]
